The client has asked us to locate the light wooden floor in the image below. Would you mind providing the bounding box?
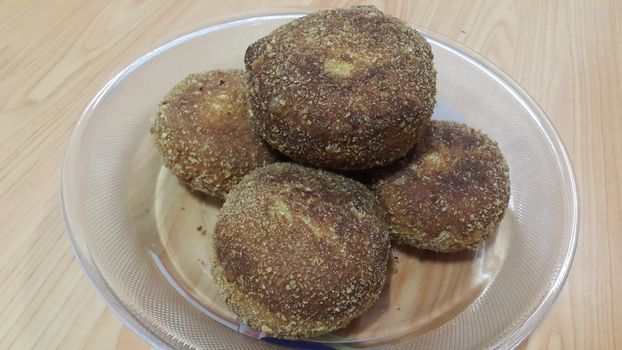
[1,0,620,349]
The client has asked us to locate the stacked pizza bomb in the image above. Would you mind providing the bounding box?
[151,6,510,339]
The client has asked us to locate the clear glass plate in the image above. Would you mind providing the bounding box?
[61,10,578,350]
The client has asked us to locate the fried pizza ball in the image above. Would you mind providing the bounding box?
[245,6,436,170]
[151,70,278,198]
[371,121,510,252]
[212,163,390,338]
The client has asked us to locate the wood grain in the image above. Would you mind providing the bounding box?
[0,0,620,349]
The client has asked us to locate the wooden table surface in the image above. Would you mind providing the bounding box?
[1,0,620,349]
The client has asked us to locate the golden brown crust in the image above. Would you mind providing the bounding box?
[151,70,279,198]
[212,163,390,338]
[371,121,511,252]
[245,5,436,170]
